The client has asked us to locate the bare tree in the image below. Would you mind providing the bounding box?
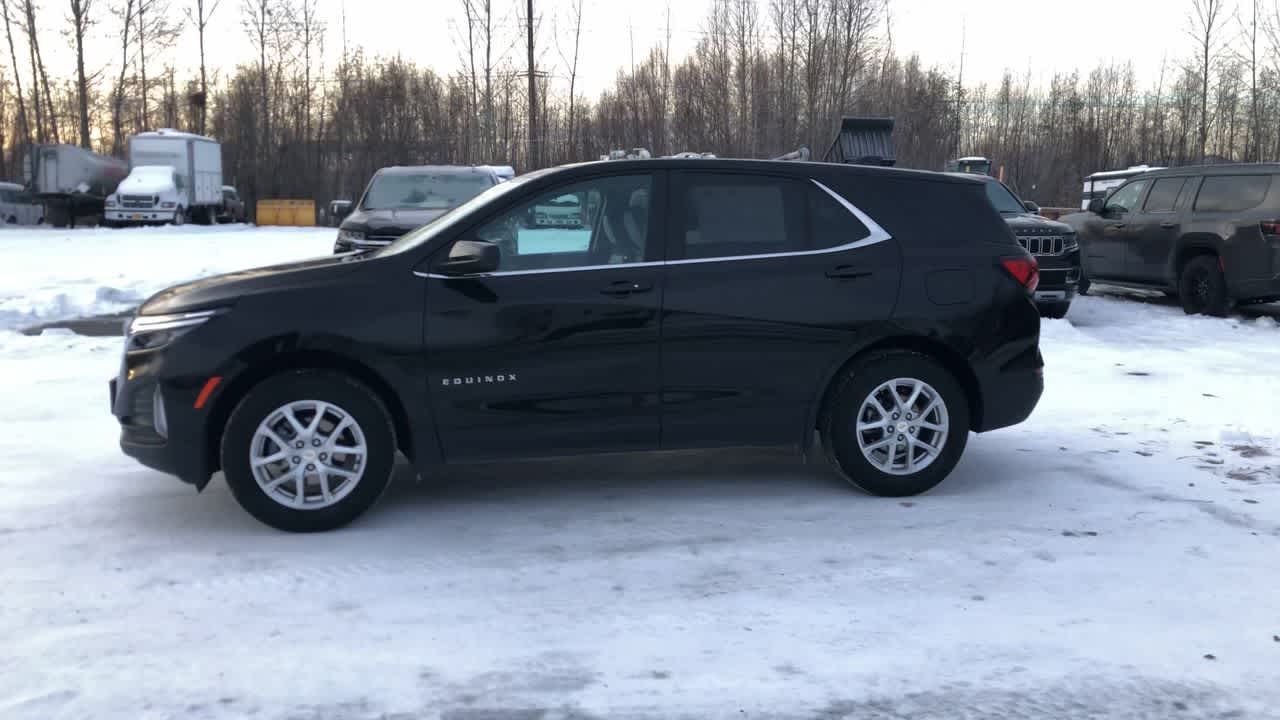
[109,0,133,153]
[68,0,95,148]
[0,0,32,149]
[185,0,221,134]
[135,0,182,128]
[18,0,57,142]
[524,0,537,168]
[1188,0,1226,162]
[554,0,584,157]
[1236,0,1263,161]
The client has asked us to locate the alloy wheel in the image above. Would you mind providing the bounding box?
[855,378,950,475]
[249,400,368,509]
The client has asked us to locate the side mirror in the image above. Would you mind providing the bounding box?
[436,240,499,275]
[1023,200,1040,215]
[1087,198,1106,215]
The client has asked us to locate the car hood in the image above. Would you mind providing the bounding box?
[117,173,175,195]
[138,254,364,316]
[1003,213,1074,233]
[341,208,450,237]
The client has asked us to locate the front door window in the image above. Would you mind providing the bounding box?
[471,174,653,272]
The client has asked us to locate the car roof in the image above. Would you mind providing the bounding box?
[1143,163,1280,178]
[543,158,984,185]
[375,165,498,177]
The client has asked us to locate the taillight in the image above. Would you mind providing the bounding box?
[1259,221,1280,236]
[1000,256,1040,292]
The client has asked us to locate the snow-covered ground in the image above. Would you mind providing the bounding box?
[1,226,1278,719]
[0,224,333,332]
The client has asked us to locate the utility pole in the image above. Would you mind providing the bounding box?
[526,0,538,170]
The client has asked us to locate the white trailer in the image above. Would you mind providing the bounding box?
[23,144,129,227]
[105,129,224,225]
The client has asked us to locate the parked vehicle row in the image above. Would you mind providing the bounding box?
[112,158,1044,531]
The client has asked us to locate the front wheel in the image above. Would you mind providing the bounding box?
[172,207,186,226]
[1178,255,1229,316]
[821,351,971,497]
[221,370,397,532]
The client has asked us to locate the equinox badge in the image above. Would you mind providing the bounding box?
[441,373,517,387]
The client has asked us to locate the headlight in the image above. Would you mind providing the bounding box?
[337,229,365,242]
[105,195,118,207]
[126,308,227,351]
[1063,233,1079,252]
[160,201,176,208]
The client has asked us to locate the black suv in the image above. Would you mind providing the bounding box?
[334,166,499,253]
[1066,163,1280,315]
[956,174,1080,318]
[110,159,1044,531]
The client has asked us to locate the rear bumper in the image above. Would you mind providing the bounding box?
[1231,274,1280,302]
[976,361,1044,432]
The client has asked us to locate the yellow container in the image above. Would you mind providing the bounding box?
[256,199,316,227]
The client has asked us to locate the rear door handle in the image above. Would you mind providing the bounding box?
[826,265,872,280]
[1160,222,1177,229]
[599,280,652,296]
[1109,223,1126,229]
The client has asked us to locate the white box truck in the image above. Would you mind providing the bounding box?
[104,129,223,226]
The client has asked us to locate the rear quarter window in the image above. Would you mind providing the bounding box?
[821,175,1013,249]
[1193,175,1272,213]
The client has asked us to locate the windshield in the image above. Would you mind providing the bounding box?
[374,171,548,258]
[983,179,1026,214]
[361,172,494,211]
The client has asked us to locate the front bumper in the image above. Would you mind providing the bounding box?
[1033,250,1081,305]
[110,344,217,489]
[106,209,178,223]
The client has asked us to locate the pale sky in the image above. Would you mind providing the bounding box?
[30,0,1190,103]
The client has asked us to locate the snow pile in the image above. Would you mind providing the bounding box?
[0,224,335,331]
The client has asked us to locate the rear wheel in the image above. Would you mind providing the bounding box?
[821,351,971,497]
[173,207,186,226]
[1178,255,1229,316]
[221,371,397,532]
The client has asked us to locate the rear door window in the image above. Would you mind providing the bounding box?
[675,173,870,260]
[1194,175,1272,213]
[1142,178,1187,213]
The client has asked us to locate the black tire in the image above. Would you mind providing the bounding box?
[172,207,186,226]
[5,215,15,224]
[1178,255,1230,317]
[820,351,971,497]
[1039,302,1070,319]
[221,370,397,532]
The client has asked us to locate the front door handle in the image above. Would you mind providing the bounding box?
[1109,223,1126,229]
[826,265,872,280]
[599,280,653,296]
[1160,222,1177,229]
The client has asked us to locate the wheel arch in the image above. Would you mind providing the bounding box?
[1173,234,1222,280]
[204,349,416,477]
[803,335,983,451]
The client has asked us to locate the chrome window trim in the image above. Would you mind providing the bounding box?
[414,177,892,279]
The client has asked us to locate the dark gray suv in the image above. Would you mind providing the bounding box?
[1065,164,1280,315]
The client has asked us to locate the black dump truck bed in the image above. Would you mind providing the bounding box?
[824,117,896,167]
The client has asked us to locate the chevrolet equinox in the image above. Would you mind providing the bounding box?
[111,159,1045,532]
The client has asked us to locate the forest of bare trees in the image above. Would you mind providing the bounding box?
[1,0,1279,214]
